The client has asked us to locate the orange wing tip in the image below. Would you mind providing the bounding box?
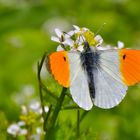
[49,51,70,88]
[120,49,140,86]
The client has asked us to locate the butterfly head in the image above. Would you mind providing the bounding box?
[83,41,91,52]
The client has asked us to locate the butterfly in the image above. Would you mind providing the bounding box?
[47,41,140,110]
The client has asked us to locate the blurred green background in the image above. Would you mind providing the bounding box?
[1,0,140,139]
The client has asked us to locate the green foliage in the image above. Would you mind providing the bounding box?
[1,0,140,139]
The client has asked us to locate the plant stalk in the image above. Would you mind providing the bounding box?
[45,87,67,140]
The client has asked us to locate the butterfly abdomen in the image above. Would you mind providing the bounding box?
[81,42,99,100]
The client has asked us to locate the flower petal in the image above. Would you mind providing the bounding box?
[51,36,60,43]
[7,124,20,136]
[73,25,80,30]
[29,100,40,112]
[63,38,74,46]
[82,27,88,32]
[95,35,103,45]
[67,30,75,36]
[55,28,63,38]
[117,41,124,49]
[56,45,64,51]
[76,36,85,45]
[44,106,49,113]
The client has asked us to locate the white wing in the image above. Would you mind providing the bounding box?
[68,52,93,110]
[94,49,128,109]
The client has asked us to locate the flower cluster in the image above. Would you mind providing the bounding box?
[7,122,27,137]
[51,25,124,51]
[7,100,48,139]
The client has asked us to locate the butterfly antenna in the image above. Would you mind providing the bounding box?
[95,22,106,36]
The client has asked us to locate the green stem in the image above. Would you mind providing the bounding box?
[51,88,67,127]
[43,104,52,131]
[45,87,67,140]
[80,111,88,123]
[72,110,88,137]
[37,53,47,119]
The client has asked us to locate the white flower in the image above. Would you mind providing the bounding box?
[44,106,49,113]
[73,25,80,31]
[73,25,98,49]
[67,30,75,36]
[95,35,103,47]
[51,25,124,52]
[36,127,42,134]
[73,25,88,34]
[7,123,28,136]
[51,28,74,51]
[39,106,49,114]
[29,100,40,112]
[51,28,63,43]
[7,124,20,136]
[73,25,86,41]
[117,41,124,49]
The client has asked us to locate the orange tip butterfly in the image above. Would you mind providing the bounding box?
[47,41,140,110]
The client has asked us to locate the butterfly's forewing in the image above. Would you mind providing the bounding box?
[49,51,93,110]
[68,52,93,110]
[94,50,128,109]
